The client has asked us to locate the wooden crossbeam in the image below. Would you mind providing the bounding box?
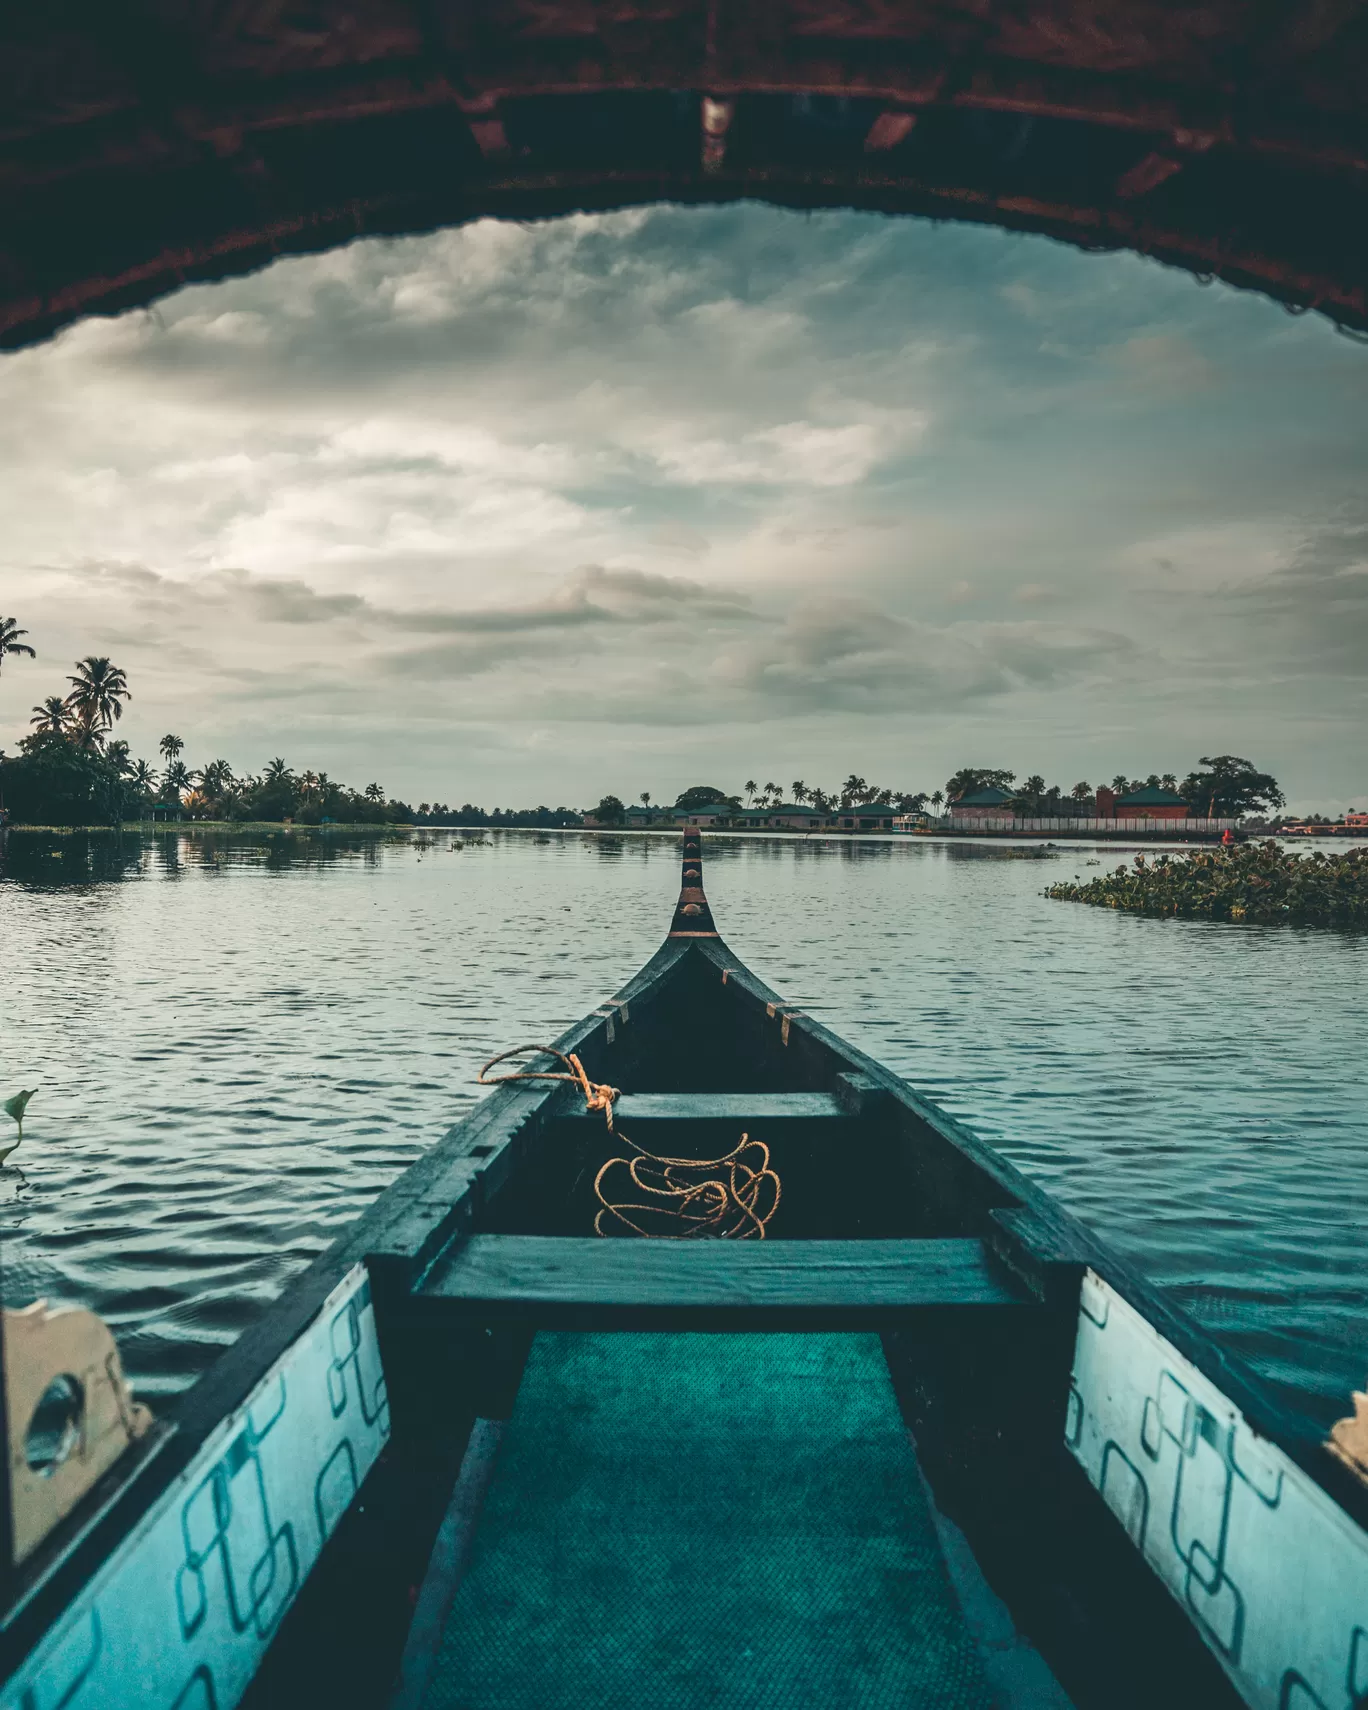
[557,1092,846,1123]
[416,1236,1036,1328]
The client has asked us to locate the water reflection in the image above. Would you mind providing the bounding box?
[0,825,413,887]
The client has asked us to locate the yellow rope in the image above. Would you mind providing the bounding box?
[477,1046,781,1239]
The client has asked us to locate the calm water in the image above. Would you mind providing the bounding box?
[2,828,1366,1427]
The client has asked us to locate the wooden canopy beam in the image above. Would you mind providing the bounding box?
[3,1,1367,349]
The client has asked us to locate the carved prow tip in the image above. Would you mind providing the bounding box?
[669,828,718,937]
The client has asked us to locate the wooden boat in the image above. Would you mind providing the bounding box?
[3,830,1366,1710]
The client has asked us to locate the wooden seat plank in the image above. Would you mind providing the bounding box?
[558,1092,845,1122]
[416,1236,1035,1328]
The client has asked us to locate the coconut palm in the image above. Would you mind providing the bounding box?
[196,758,234,800]
[65,656,130,749]
[640,791,651,808]
[163,760,190,803]
[0,618,36,676]
[791,781,808,804]
[743,779,757,805]
[1071,781,1091,802]
[159,734,184,764]
[29,695,71,735]
[931,790,944,812]
[365,781,385,802]
[131,758,158,795]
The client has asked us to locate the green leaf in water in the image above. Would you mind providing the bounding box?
[4,1087,36,1138]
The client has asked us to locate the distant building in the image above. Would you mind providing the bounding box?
[837,805,896,831]
[672,807,729,827]
[1109,785,1190,820]
[1347,810,1368,829]
[949,787,1015,819]
[737,804,829,830]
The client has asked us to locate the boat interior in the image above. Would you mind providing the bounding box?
[234,839,1261,1710]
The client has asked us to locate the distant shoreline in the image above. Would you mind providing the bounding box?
[6,821,1358,849]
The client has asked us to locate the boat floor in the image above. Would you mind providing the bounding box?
[412,1332,994,1710]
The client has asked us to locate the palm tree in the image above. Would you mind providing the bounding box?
[163,760,190,803]
[1070,781,1091,802]
[105,739,134,776]
[65,656,130,749]
[0,618,36,676]
[197,758,234,797]
[840,774,867,809]
[159,734,184,764]
[299,770,320,801]
[931,790,944,812]
[29,694,70,735]
[364,781,385,802]
[264,757,292,787]
[743,779,757,805]
[791,781,807,804]
[640,791,651,808]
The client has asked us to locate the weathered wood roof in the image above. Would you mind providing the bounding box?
[4,1,1368,350]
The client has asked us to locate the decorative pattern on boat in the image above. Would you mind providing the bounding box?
[3,1264,389,1710]
[1067,1269,1368,1710]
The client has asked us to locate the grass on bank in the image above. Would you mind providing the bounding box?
[1046,841,1368,927]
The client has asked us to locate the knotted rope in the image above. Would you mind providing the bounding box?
[477,1045,781,1239]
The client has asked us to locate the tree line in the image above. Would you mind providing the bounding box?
[592,758,1284,824]
[0,624,413,826]
[1,616,1287,829]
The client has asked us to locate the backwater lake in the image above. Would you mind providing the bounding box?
[2,827,1366,1429]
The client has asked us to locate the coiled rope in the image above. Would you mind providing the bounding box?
[477,1045,781,1239]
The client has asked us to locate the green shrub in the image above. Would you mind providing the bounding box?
[1,736,128,826]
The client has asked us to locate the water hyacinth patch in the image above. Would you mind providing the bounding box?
[1046,842,1368,927]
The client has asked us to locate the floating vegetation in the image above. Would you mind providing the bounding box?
[1046,842,1368,927]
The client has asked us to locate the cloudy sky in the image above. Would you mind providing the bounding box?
[2,204,1366,812]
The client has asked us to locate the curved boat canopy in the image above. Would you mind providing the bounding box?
[2,0,1367,352]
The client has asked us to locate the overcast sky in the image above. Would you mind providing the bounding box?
[2,204,1365,812]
